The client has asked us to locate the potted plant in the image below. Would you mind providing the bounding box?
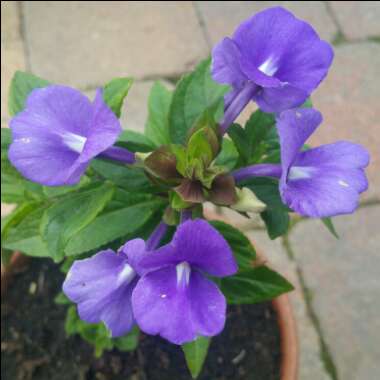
[1,6,369,380]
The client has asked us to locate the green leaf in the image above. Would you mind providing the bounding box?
[117,129,155,153]
[182,336,210,379]
[8,71,50,116]
[2,205,50,257]
[321,217,339,239]
[1,202,40,240]
[186,127,216,166]
[215,138,239,171]
[227,123,251,163]
[42,176,91,198]
[65,197,165,256]
[221,266,294,304]
[64,306,139,357]
[114,327,140,352]
[261,209,290,240]
[227,109,276,165]
[169,58,229,144]
[145,81,173,147]
[210,221,256,271]
[91,159,156,193]
[103,77,133,118]
[54,292,71,305]
[40,183,114,261]
[240,177,289,211]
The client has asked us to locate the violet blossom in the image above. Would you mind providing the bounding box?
[232,108,369,218]
[63,219,237,344]
[9,85,135,186]
[63,223,168,337]
[130,219,238,345]
[211,7,334,133]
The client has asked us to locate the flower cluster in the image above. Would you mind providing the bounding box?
[5,6,369,352]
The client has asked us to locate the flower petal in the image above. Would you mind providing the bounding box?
[234,7,333,94]
[254,84,308,113]
[281,141,369,218]
[134,219,237,277]
[132,266,226,345]
[79,88,121,163]
[211,37,246,89]
[277,108,322,175]
[63,249,136,337]
[280,167,366,218]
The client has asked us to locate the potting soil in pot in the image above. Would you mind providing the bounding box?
[1,258,281,380]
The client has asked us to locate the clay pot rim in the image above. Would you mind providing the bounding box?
[2,219,299,380]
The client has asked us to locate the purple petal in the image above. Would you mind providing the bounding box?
[120,238,150,276]
[211,37,246,89]
[234,7,333,93]
[281,141,369,218]
[280,167,366,218]
[212,6,333,113]
[277,108,323,175]
[63,249,137,337]
[295,141,370,170]
[254,84,308,113]
[8,85,122,186]
[134,219,237,277]
[79,89,121,163]
[132,266,226,345]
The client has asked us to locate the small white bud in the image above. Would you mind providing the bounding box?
[231,187,266,213]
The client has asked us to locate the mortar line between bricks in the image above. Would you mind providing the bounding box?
[17,1,32,72]
[192,1,212,50]
[282,235,339,380]
[324,2,345,39]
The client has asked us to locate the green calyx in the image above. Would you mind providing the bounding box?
[142,126,238,210]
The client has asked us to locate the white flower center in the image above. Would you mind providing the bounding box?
[176,261,191,287]
[258,56,278,77]
[288,166,313,180]
[62,132,87,153]
[338,180,349,187]
[117,264,136,286]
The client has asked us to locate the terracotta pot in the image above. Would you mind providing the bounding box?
[1,219,298,380]
[205,211,299,380]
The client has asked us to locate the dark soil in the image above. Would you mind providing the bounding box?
[1,258,281,380]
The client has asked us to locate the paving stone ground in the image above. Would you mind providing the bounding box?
[2,2,380,379]
[289,206,380,380]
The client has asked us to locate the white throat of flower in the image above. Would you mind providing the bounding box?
[62,132,87,154]
[117,264,136,287]
[288,166,313,181]
[176,261,191,287]
[258,56,278,77]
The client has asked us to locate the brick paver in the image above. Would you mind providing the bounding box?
[289,206,380,380]
[22,1,208,88]
[312,42,380,201]
[196,1,338,44]
[246,228,331,380]
[1,2,27,123]
[329,1,380,41]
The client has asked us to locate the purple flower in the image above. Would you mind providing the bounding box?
[62,223,168,337]
[232,108,369,218]
[278,109,369,218]
[62,243,140,337]
[130,219,238,345]
[212,7,334,131]
[9,85,135,186]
